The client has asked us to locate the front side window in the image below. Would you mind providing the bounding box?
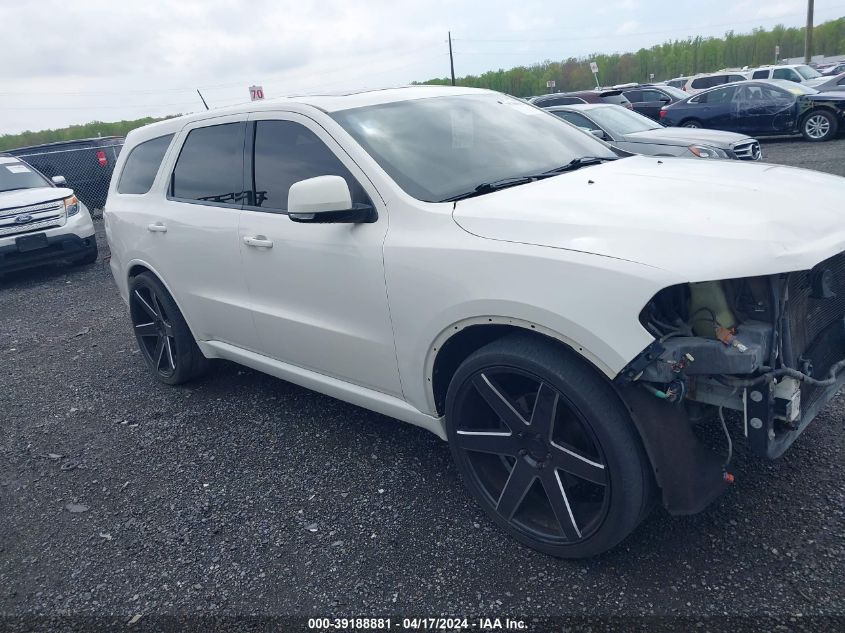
[252,120,368,211]
[117,134,173,195]
[331,94,616,202]
[171,122,246,205]
[773,68,800,82]
[752,70,769,79]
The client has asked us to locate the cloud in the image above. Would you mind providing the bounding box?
[615,20,641,35]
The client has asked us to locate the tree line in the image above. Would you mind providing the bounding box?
[419,17,845,96]
[0,116,175,151]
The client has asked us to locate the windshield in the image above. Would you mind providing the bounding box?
[331,94,617,202]
[0,158,51,193]
[796,65,822,80]
[587,105,661,134]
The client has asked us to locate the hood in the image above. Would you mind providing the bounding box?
[624,127,753,148]
[805,77,831,87]
[0,186,73,211]
[452,155,845,282]
[807,91,845,102]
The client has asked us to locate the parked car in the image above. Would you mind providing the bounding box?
[5,136,124,211]
[682,71,750,95]
[530,89,632,109]
[805,71,845,93]
[548,103,761,160]
[820,62,845,76]
[748,64,823,83]
[106,86,845,558]
[661,79,845,141]
[620,84,689,120]
[0,154,97,273]
[664,76,691,90]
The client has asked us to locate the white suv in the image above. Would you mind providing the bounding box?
[749,64,823,83]
[0,154,96,273]
[682,71,750,94]
[105,86,845,558]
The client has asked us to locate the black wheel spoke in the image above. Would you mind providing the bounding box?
[134,322,158,338]
[153,337,165,370]
[134,290,157,319]
[529,383,558,436]
[496,460,536,519]
[541,469,582,540]
[549,441,607,486]
[472,373,529,430]
[455,430,519,456]
[164,337,176,370]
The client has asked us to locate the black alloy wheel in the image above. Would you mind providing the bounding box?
[446,333,654,558]
[128,272,209,385]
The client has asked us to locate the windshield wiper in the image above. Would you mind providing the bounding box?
[536,155,618,176]
[440,156,618,203]
[440,175,537,202]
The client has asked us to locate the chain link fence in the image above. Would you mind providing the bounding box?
[10,142,123,218]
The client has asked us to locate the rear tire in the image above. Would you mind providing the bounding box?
[681,118,703,128]
[128,272,209,385]
[801,110,838,142]
[445,333,655,558]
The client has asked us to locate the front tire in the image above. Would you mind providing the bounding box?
[801,110,838,142]
[445,333,654,558]
[128,272,209,385]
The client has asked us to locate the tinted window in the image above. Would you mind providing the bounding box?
[697,86,737,104]
[553,111,600,131]
[838,77,845,86]
[728,75,747,82]
[691,76,714,89]
[600,93,629,105]
[752,70,769,79]
[773,68,800,82]
[642,89,668,101]
[252,120,368,211]
[623,90,643,102]
[117,134,173,194]
[171,122,246,205]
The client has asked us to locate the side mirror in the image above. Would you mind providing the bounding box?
[51,175,67,186]
[589,129,607,140]
[287,175,376,224]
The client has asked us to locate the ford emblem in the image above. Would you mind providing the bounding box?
[14,214,33,224]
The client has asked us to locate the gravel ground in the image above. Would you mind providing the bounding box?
[1,139,844,631]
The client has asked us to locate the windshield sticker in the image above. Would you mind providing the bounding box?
[0,156,19,165]
[6,165,31,173]
[451,110,474,149]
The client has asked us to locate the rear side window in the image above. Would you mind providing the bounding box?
[117,134,173,194]
[171,122,246,205]
[622,90,643,102]
[252,120,369,211]
[752,70,769,79]
[553,111,600,131]
[690,77,713,89]
[536,96,580,107]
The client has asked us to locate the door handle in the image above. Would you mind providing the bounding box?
[243,235,274,248]
[147,222,167,233]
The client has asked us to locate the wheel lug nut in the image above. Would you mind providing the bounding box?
[518,449,527,456]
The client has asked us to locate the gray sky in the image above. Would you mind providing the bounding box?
[1,0,843,135]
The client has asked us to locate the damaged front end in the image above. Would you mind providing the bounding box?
[615,251,845,514]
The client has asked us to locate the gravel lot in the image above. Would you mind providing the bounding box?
[2,139,844,631]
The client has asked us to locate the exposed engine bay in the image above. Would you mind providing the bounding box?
[620,251,845,464]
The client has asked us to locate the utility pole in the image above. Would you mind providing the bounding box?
[448,31,456,86]
[804,0,814,63]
